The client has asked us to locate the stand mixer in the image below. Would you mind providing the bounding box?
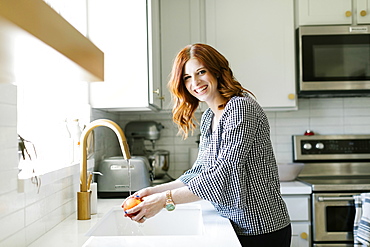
[124,121,164,156]
[125,121,170,180]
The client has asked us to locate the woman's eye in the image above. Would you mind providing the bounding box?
[183,75,191,81]
[199,70,206,75]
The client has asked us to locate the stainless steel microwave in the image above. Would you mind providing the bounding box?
[297,25,370,97]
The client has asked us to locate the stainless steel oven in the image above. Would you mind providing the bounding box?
[313,192,357,242]
[293,135,370,247]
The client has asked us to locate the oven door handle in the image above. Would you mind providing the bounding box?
[317,196,354,202]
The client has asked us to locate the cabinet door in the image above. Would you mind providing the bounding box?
[291,223,310,247]
[205,0,296,110]
[160,0,205,110]
[297,0,353,25]
[88,0,160,110]
[357,0,370,24]
[283,196,310,221]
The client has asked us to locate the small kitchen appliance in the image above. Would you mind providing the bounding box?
[125,121,171,181]
[297,25,370,97]
[293,134,370,247]
[97,156,152,198]
[149,149,170,179]
[124,121,164,156]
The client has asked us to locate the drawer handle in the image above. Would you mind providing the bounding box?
[317,196,354,202]
[345,11,352,17]
[300,232,308,240]
[361,10,367,17]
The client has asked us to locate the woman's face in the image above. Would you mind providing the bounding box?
[183,58,221,106]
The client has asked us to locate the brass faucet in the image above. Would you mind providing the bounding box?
[77,119,131,220]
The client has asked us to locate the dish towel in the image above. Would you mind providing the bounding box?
[354,193,370,246]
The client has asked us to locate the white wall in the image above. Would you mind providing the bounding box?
[0,83,80,246]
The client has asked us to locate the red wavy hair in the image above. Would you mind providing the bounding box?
[167,43,254,139]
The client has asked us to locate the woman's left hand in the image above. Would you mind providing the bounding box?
[125,192,166,223]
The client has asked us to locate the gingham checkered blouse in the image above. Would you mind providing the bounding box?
[178,95,290,236]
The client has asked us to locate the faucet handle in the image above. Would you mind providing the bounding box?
[91,172,103,183]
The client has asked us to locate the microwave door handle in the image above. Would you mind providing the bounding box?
[317,196,354,202]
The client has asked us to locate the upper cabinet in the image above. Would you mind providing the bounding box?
[88,0,297,111]
[159,0,206,110]
[88,0,161,111]
[297,0,370,25]
[205,0,297,110]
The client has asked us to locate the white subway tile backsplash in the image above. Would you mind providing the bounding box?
[310,126,345,135]
[344,116,370,125]
[0,104,17,127]
[0,229,26,247]
[0,190,25,216]
[275,126,308,136]
[309,98,344,109]
[343,97,370,108]
[310,116,344,126]
[309,107,344,117]
[0,83,17,104]
[0,147,18,171]
[344,107,370,117]
[276,117,308,127]
[0,210,25,241]
[344,125,370,134]
[0,169,18,195]
[0,126,17,150]
[25,216,47,245]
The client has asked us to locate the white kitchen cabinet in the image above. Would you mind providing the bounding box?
[283,195,311,247]
[297,0,370,26]
[205,0,297,110]
[88,0,161,111]
[159,0,205,110]
[291,223,310,247]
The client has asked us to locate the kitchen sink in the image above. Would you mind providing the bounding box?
[86,204,204,236]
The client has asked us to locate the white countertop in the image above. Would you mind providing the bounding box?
[28,181,311,247]
[280,181,312,195]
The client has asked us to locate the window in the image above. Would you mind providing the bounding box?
[15,36,91,175]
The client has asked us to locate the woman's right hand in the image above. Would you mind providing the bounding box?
[121,187,153,209]
[131,187,152,199]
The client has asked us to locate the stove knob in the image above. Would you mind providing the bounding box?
[303,143,312,150]
[316,142,324,149]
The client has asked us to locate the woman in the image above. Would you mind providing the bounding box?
[123,43,291,247]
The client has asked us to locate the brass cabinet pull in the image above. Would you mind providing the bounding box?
[361,10,367,17]
[345,10,352,17]
[153,89,160,95]
[288,93,295,100]
[300,232,308,240]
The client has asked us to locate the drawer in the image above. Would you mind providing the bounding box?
[283,196,310,221]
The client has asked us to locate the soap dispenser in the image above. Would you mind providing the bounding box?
[90,172,103,215]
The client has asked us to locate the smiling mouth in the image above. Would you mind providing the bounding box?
[195,85,207,94]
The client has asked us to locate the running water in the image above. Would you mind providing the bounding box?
[126,158,145,233]
[127,159,132,196]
